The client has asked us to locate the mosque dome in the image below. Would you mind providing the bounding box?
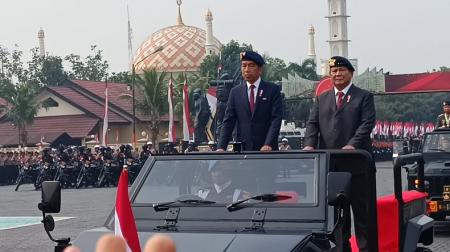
[133,25,221,73]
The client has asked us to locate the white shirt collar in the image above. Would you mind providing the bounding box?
[246,77,261,90]
[334,82,353,96]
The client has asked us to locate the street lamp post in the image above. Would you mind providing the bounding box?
[131,46,163,147]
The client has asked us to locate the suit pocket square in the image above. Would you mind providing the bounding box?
[262,97,268,100]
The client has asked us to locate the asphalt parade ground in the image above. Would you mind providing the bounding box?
[0,161,449,251]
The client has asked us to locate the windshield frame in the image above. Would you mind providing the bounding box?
[128,152,330,224]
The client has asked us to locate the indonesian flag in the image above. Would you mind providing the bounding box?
[168,75,176,143]
[115,169,141,252]
[182,77,193,141]
[102,79,108,146]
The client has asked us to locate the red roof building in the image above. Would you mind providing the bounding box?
[385,72,450,93]
[0,79,179,147]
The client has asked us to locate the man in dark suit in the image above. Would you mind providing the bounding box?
[217,51,282,151]
[435,101,450,128]
[304,56,376,252]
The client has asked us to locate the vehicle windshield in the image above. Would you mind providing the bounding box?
[134,157,318,206]
[423,133,450,152]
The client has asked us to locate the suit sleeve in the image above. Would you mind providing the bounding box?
[347,92,376,148]
[264,85,283,146]
[304,96,320,148]
[217,88,237,150]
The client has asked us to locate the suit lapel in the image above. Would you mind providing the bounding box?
[252,81,265,118]
[241,83,252,117]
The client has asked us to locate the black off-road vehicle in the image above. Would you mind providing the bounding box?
[38,150,433,252]
[406,129,450,221]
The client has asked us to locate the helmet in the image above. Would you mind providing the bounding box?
[282,138,288,142]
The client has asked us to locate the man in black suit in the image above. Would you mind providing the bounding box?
[435,101,450,128]
[217,51,282,151]
[304,56,376,252]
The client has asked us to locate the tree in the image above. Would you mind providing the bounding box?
[0,80,40,146]
[109,71,132,84]
[286,59,320,81]
[199,40,253,80]
[262,56,287,82]
[438,66,450,72]
[122,69,168,146]
[27,48,67,87]
[65,45,109,81]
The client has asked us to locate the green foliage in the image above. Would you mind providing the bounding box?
[109,71,132,84]
[374,93,449,122]
[199,40,253,80]
[438,66,450,72]
[127,69,168,145]
[262,56,287,82]
[0,80,40,145]
[65,45,109,81]
[0,45,66,89]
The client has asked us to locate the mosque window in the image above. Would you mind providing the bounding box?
[42,97,59,109]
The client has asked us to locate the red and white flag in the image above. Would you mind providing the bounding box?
[102,79,109,146]
[168,74,176,143]
[182,77,193,141]
[115,169,141,252]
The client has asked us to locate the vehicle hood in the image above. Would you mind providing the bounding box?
[73,227,311,252]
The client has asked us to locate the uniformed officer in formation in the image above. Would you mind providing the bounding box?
[436,101,450,128]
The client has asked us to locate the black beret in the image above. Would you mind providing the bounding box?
[240,51,265,66]
[329,56,355,72]
[443,101,450,106]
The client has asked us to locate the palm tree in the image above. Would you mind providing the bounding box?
[286,58,320,81]
[127,69,168,146]
[0,80,40,146]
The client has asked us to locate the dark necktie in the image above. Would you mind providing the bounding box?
[336,91,344,109]
[249,85,255,113]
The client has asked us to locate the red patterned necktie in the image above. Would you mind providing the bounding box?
[249,85,255,113]
[336,91,344,109]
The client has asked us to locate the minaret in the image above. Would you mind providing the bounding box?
[307,25,317,73]
[176,0,184,26]
[326,0,350,57]
[37,28,45,57]
[205,9,217,55]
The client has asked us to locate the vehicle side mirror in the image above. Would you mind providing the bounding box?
[327,172,352,206]
[38,181,61,213]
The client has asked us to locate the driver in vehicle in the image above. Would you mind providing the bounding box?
[197,161,250,202]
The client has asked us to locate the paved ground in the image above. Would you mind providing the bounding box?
[0,161,449,251]
[0,184,115,251]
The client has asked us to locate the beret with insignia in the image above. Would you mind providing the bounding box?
[240,51,265,66]
[329,56,355,72]
[443,101,450,106]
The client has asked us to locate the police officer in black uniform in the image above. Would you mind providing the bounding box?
[436,101,450,128]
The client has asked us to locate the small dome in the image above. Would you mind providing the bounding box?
[133,25,222,73]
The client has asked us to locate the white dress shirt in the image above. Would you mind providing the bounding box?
[246,77,261,104]
[334,82,353,105]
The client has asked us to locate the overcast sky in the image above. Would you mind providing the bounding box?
[2,0,449,75]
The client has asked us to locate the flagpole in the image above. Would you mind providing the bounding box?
[102,77,109,146]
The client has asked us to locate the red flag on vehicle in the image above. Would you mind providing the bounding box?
[115,169,141,252]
